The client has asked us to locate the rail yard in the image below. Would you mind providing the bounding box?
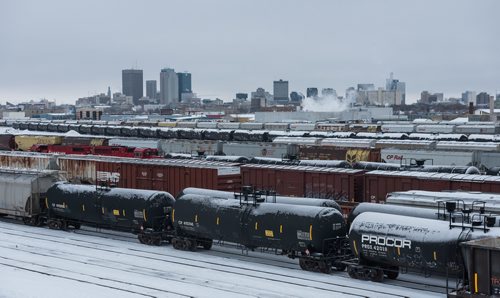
[0,119,499,297]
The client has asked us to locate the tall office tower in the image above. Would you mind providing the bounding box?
[386,72,406,105]
[146,80,157,99]
[177,72,192,101]
[462,91,477,105]
[273,79,289,103]
[476,92,491,108]
[122,69,143,105]
[160,68,179,105]
[321,88,337,98]
[306,87,318,98]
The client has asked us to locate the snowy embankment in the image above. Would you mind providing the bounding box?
[0,221,443,298]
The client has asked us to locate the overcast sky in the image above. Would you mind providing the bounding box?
[1,0,499,104]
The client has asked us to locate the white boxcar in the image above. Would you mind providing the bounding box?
[320,138,376,148]
[455,124,497,134]
[381,124,416,133]
[240,122,264,130]
[264,123,290,131]
[289,123,316,131]
[223,142,289,158]
[108,138,159,149]
[0,169,60,220]
[176,121,198,128]
[416,124,456,134]
[380,148,480,166]
[217,122,241,129]
[196,122,218,129]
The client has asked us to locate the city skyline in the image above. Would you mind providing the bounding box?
[1,0,499,104]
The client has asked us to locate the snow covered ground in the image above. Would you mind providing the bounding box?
[0,220,446,298]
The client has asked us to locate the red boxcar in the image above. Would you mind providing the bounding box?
[58,155,241,197]
[241,164,364,201]
[364,171,500,203]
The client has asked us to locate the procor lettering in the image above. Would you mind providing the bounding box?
[362,234,411,249]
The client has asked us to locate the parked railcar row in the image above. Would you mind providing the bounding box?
[0,167,498,297]
[7,120,500,143]
[5,118,500,134]
[2,151,500,206]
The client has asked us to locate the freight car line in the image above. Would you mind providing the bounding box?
[0,223,414,298]
[0,257,188,298]
[0,234,368,298]
[72,226,449,295]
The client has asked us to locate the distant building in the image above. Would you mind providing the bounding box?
[251,87,272,112]
[122,69,143,105]
[476,92,491,108]
[160,68,179,105]
[462,90,476,105]
[321,88,337,98]
[385,73,406,105]
[146,80,157,100]
[357,84,375,92]
[177,72,192,102]
[419,91,443,104]
[273,79,289,103]
[236,93,248,100]
[290,91,304,103]
[306,87,318,98]
[76,107,105,120]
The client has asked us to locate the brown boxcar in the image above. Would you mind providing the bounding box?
[0,134,15,150]
[241,164,364,201]
[58,155,241,197]
[363,171,500,203]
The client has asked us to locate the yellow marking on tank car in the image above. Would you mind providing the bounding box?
[102,207,104,214]
[397,247,401,256]
[216,217,220,225]
[280,225,283,233]
[433,251,437,261]
[82,204,85,211]
[172,209,175,222]
[353,240,358,256]
[255,222,258,230]
[474,273,478,293]
[265,230,274,237]
[309,225,312,240]
[195,215,198,223]
[113,209,120,216]
[45,198,48,209]
[143,209,147,221]
[123,210,126,216]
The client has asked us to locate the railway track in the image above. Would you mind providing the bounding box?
[0,220,441,297]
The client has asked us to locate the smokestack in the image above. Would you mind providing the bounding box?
[468,102,474,115]
[490,96,495,123]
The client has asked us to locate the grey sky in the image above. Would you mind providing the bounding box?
[1,0,499,104]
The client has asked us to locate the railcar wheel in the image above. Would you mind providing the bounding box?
[334,263,347,272]
[138,234,147,244]
[299,259,308,270]
[48,220,61,230]
[318,261,332,274]
[187,239,197,251]
[202,240,213,250]
[172,238,181,250]
[73,223,81,230]
[370,269,384,282]
[384,268,399,280]
[347,266,357,279]
[153,236,161,246]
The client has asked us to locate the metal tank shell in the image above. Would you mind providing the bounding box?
[46,182,175,232]
[349,212,500,274]
[180,187,342,211]
[347,202,440,225]
[174,194,346,253]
